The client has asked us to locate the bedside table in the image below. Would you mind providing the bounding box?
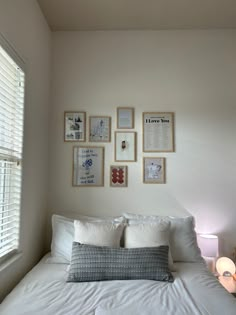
[218,276,236,296]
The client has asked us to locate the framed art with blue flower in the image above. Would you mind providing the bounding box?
[73,146,104,186]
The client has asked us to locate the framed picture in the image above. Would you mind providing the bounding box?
[143,112,174,152]
[73,146,104,187]
[110,165,128,187]
[115,131,136,162]
[64,111,86,142]
[89,116,111,142]
[143,157,165,184]
[117,107,134,129]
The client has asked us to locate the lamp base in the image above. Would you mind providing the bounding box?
[203,256,216,273]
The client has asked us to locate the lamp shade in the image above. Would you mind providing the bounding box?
[216,257,236,276]
[198,234,219,257]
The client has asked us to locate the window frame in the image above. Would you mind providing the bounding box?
[0,33,26,264]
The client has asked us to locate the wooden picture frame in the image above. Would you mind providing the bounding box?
[117,107,134,129]
[143,112,174,152]
[143,157,165,184]
[73,146,104,187]
[64,111,86,142]
[115,131,137,162]
[89,116,111,142]
[110,165,128,187]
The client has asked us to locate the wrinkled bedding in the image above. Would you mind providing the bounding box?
[0,255,235,315]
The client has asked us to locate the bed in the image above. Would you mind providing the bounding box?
[0,213,235,315]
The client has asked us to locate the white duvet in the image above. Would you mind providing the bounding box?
[1,255,235,315]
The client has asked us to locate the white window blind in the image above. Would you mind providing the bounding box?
[0,41,25,262]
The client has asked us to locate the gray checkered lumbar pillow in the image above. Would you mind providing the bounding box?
[67,242,173,282]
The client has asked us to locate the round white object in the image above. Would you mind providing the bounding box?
[216,257,236,276]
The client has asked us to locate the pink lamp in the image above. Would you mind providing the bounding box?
[198,234,219,272]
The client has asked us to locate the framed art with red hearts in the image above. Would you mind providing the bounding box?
[110,165,128,187]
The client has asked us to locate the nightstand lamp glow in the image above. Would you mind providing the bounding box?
[216,257,235,277]
[198,234,219,273]
[216,257,236,294]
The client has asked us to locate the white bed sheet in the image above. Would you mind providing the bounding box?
[0,255,235,315]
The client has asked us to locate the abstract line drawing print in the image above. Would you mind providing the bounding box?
[89,116,111,142]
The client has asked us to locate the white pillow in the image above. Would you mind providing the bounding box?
[50,215,74,264]
[168,216,202,262]
[49,214,126,263]
[124,221,174,270]
[74,220,125,248]
[123,213,202,262]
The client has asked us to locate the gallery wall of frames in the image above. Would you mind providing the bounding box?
[64,109,175,188]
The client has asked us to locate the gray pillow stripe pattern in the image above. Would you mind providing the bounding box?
[67,242,173,282]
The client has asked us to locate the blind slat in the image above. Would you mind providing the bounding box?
[0,245,17,258]
[0,94,24,108]
[0,238,18,250]
[0,63,21,82]
[0,213,15,220]
[0,111,24,124]
[0,85,24,105]
[0,52,17,73]
[0,225,16,234]
[0,208,17,214]
[0,136,23,147]
[0,223,19,232]
[0,220,19,229]
[0,104,24,118]
[0,232,17,242]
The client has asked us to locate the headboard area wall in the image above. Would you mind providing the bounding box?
[49,30,236,257]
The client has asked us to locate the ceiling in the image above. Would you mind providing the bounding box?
[37,0,236,31]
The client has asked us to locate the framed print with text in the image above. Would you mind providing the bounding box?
[110,165,128,187]
[117,107,134,129]
[89,116,111,142]
[143,157,165,184]
[115,131,136,162]
[73,146,104,187]
[64,111,86,142]
[143,112,174,152]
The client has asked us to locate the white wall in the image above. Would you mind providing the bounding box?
[50,30,236,257]
[0,0,51,301]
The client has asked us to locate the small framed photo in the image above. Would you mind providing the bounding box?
[89,116,111,142]
[143,157,165,184]
[110,165,128,187]
[143,112,174,152]
[64,111,86,142]
[117,107,134,129]
[73,146,104,187]
[115,131,136,162]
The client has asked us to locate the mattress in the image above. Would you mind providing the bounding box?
[0,255,235,315]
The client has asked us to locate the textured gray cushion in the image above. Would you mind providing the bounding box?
[67,242,173,282]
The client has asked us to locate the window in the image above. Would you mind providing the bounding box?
[0,38,25,262]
